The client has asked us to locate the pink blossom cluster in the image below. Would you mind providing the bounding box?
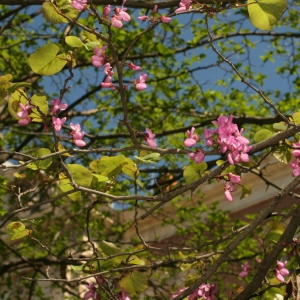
[175,0,193,13]
[239,261,251,278]
[103,0,131,28]
[84,276,131,300]
[208,115,252,165]
[17,101,35,125]
[51,98,86,147]
[91,46,146,90]
[71,0,87,11]
[138,5,172,23]
[183,115,251,166]
[171,282,216,300]
[290,141,300,176]
[224,172,241,202]
[275,260,289,282]
[17,97,86,147]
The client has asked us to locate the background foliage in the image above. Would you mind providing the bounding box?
[0,0,300,299]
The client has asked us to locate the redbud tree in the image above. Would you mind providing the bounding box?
[0,0,299,299]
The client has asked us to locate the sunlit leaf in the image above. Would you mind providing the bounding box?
[240,184,252,199]
[67,164,93,187]
[273,144,292,164]
[248,0,287,30]
[28,43,68,76]
[183,162,208,184]
[253,129,273,142]
[119,270,148,295]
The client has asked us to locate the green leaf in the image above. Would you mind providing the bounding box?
[98,155,126,177]
[119,270,148,296]
[92,174,109,182]
[7,82,32,93]
[253,129,273,142]
[122,158,139,179]
[292,112,300,125]
[42,2,78,24]
[28,43,68,76]
[6,222,31,240]
[248,0,287,31]
[126,255,146,266]
[273,122,287,131]
[0,74,12,102]
[240,184,252,199]
[8,89,27,120]
[67,164,93,187]
[134,153,160,164]
[99,240,124,267]
[30,93,48,122]
[65,36,84,48]
[59,175,81,201]
[42,2,68,24]
[273,144,291,164]
[71,264,85,271]
[84,41,100,51]
[183,162,208,184]
[264,221,285,245]
[156,44,175,56]
[28,148,53,170]
[135,179,144,188]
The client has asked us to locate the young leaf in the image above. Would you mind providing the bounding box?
[67,164,93,187]
[28,43,68,76]
[134,153,160,164]
[240,184,252,199]
[98,155,126,177]
[253,129,273,142]
[183,162,208,184]
[119,270,148,295]
[248,0,287,31]
[65,36,84,48]
[30,94,48,122]
[273,144,292,164]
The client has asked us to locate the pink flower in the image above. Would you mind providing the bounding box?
[224,182,236,202]
[290,158,300,177]
[184,127,199,147]
[51,98,68,114]
[175,0,192,13]
[134,73,147,90]
[145,128,157,147]
[91,46,107,68]
[111,0,131,28]
[197,283,217,300]
[188,150,205,164]
[152,5,158,13]
[138,15,148,21]
[239,262,251,278]
[228,173,241,184]
[275,261,289,282]
[103,63,114,76]
[52,116,66,132]
[128,62,141,71]
[70,123,86,147]
[103,4,111,17]
[171,288,188,299]
[17,101,35,126]
[116,289,131,300]
[101,76,116,89]
[204,128,216,147]
[71,0,87,11]
[160,16,171,23]
[292,141,300,157]
[84,282,100,300]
